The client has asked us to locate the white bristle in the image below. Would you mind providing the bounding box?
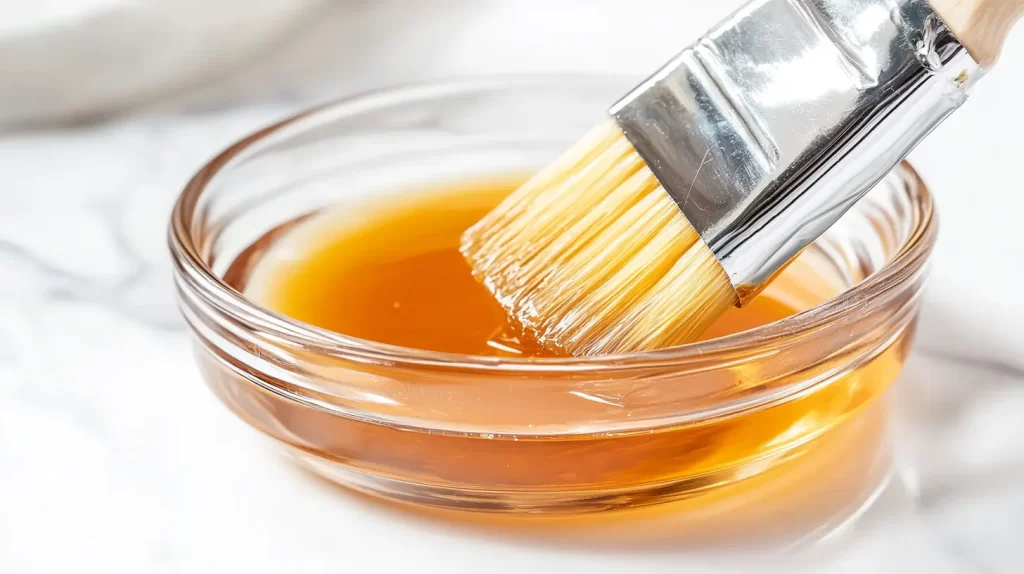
[461,120,737,356]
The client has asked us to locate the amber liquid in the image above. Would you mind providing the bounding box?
[208,176,905,513]
[248,178,801,355]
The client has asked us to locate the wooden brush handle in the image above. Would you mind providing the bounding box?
[929,0,1024,66]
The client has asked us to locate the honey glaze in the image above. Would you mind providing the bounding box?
[244,177,830,356]
[207,175,908,511]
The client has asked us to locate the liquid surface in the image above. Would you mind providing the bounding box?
[215,176,902,517]
[246,179,815,356]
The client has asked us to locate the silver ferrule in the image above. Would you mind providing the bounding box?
[611,0,980,303]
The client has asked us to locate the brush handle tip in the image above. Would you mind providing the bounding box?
[929,0,1024,66]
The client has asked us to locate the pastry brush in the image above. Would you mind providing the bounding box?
[461,0,1023,356]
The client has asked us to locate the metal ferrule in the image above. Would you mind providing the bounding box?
[611,0,981,304]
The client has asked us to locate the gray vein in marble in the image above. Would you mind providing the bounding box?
[0,233,180,333]
[917,346,1024,381]
[83,193,183,331]
[932,533,999,574]
[2,100,1023,572]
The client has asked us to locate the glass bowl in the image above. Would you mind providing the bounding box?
[169,77,935,514]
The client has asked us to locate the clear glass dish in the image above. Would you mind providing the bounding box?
[169,76,936,514]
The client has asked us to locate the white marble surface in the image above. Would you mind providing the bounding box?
[3,1,1024,572]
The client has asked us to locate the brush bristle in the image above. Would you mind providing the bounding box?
[460,120,737,356]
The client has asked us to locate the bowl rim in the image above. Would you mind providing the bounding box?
[169,75,937,373]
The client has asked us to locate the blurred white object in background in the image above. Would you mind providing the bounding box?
[0,0,746,126]
[0,0,326,125]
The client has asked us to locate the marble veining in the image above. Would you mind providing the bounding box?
[1,103,1022,573]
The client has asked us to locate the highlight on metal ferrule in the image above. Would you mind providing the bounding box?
[611,0,980,302]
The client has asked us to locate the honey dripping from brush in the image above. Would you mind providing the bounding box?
[242,177,836,356]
